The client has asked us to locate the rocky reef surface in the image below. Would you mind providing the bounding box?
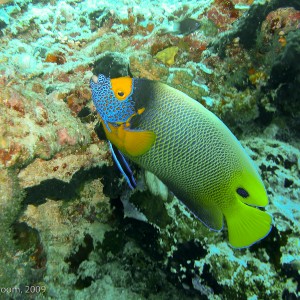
[0,0,299,299]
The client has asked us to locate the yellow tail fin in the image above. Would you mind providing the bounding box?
[224,202,272,248]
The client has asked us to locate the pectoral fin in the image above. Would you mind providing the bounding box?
[104,122,156,157]
[123,129,156,157]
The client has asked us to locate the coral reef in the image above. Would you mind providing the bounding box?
[211,0,300,54]
[0,169,27,289]
[206,0,241,31]
[266,30,300,129]
[0,0,299,299]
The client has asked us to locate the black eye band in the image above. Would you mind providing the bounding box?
[236,188,249,198]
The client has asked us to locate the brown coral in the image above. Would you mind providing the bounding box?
[45,52,66,65]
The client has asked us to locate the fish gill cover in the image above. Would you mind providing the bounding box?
[0,0,299,299]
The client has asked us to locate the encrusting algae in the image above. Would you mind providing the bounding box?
[155,46,179,66]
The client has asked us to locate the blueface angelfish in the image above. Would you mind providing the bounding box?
[90,74,272,248]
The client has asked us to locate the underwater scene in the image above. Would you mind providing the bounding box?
[0,0,299,299]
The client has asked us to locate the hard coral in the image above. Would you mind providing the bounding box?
[2,88,26,116]
[0,141,23,167]
[57,128,76,146]
[45,52,66,65]
[207,0,240,31]
[150,40,171,56]
[66,87,91,115]
[130,54,169,81]
[262,7,300,41]
[248,70,268,86]
[180,36,207,62]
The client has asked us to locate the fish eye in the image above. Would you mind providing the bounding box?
[117,91,125,97]
[236,187,249,198]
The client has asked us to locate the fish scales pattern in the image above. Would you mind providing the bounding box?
[129,82,242,219]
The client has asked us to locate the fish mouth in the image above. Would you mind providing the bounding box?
[91,75,98,83]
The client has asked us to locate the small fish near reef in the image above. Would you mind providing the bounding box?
[90,74,272,248]
[160,18,201,35]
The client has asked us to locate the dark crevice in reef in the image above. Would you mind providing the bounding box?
[0,20,7,33]
[23,163,127,206]
[171,241,207,266]
[23,166,106,205]
[129,190,173,228]
[264,30,300,139]
[167,241,213,296]
[65,234,94,289]
[109,197,164,261]
[282,264,300,299]
[123,218,163,260]
[250,226,290,272]
[64,197,165,291]
[94,122,107,142]
[256,103,274,128]
[211,0,300,57]
[92,52,131,78]
[201,263,223,295]
[255,30,300,142]
[101,166,127,199]
[12,222,47,284]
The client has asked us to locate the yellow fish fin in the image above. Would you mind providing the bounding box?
[224,202,272,248]
[104,122,156,157]
[124,129,156,157]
